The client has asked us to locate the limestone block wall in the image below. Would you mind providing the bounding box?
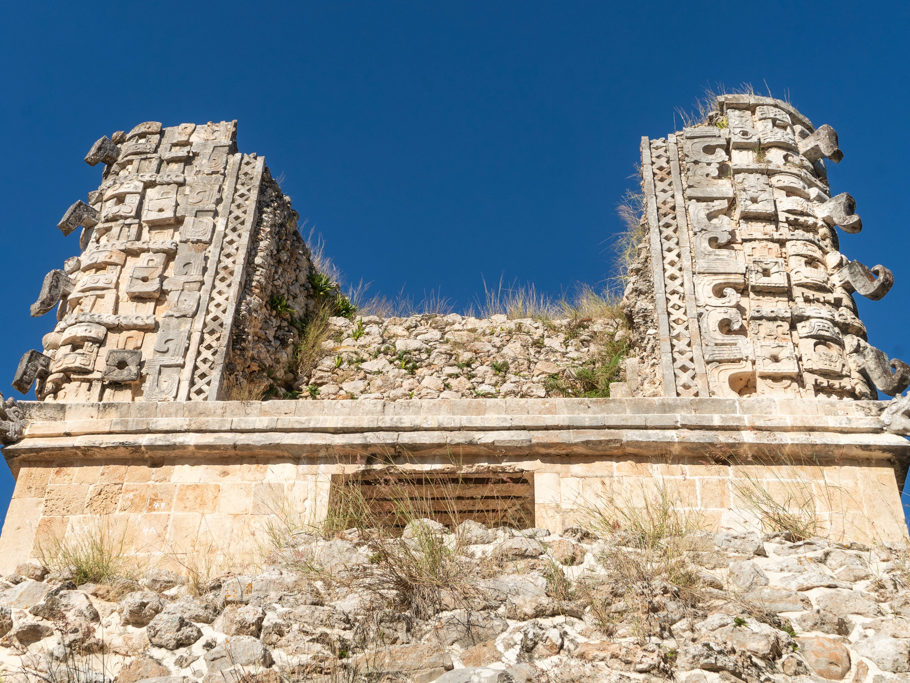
[0,397,906,575]
[3,457,332,574]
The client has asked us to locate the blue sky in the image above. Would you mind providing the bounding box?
[1,1,909,525]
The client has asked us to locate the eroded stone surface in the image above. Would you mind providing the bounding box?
[0,524,904,681]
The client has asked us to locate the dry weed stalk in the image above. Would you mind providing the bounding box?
[293,297,335,382]
[613,188,646,287]
[265,461,506,620]
[721,449,847,542]
[161,516,253,596]
[14,625,113,683]
[37,517,132,585]
[222,375,271,401]
[579,478,705,641]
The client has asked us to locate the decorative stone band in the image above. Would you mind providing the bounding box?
[640,138,707,397]
[882,392,910,435]
[5,398,906,462]
[184,154,266,401]
[0,395,24,446]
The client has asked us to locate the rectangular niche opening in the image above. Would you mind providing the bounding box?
[328,468,535,532]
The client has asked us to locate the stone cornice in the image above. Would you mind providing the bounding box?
[6,398,905,463]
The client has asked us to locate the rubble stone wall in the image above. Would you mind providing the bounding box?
[298,313,627,401]
[223,170,319,397]
[1,513,910,681]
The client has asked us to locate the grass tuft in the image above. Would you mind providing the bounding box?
[543,323,628,398]
[725,452,829,542]
[266,461,506,620]
[37,519,130,585]
[579,479,705,641]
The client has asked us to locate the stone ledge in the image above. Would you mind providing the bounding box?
[14,411,889,439]
[9,398,903,464]
[6,429,907,464]
[20,396,888,423]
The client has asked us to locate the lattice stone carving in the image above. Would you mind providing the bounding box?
[642,138,706,397]
[184,154,264,401]
[639,94,904,398]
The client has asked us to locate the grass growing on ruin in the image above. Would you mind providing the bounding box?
[164,537,222,597]
[673,82,792,129]
[351,282,455,317]
[543,319,629,398]
[325,469,488,620]
[578,479,705,641]
[266,462,506,621]
[16,634,113,683]
[471,278,623,321]
[722,450,846,542]
[292,297,336,386]
[37,519,131,585]
[613,189,646,285]
[223,376,271,401]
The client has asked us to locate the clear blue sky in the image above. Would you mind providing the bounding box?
[2,1,909,526]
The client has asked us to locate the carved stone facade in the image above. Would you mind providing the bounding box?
[15,122,314,403]
[0,105,908,577]
[637,94,908,399]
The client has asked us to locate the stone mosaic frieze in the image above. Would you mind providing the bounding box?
[638,94,908,399]
[13,122,290,403]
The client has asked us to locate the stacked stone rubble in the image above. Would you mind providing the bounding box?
[298,313,624,400]
[1,525,910,681]
[224,170,320,396]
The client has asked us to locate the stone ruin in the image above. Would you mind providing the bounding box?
[625,94,908,400]
[0,94,909,573]
[14,121,316,404]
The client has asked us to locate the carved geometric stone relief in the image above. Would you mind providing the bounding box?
[12,119,283,403]
[640,94,906,399]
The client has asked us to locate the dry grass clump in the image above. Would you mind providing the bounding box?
[351,282,454,317]
[733,473,819,542]
[579,480,705,641]
[613,189,646,285]
[223,376,271,401]
[37,519,132,585]
[543,325,628,398]
[164,538,223,597]
[673,82,792,129]
[267,466,494,620]
[292,297,336,383]
[16,639,112,683]
[722,451,842,542]
[470,277,623,321]
[473,277,563,320]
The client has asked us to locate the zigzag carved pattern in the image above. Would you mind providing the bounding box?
[650,140,699,397]
[187,156,259,400]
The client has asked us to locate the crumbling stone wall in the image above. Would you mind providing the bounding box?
[13,123,328,404]
[298,313,626,400]
[621,223,663,397]
[223,170,319,397]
